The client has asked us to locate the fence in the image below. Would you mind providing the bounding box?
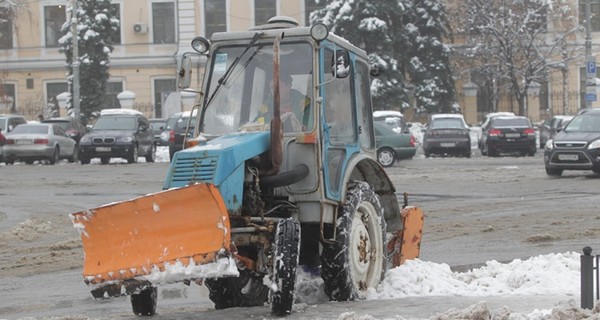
[581,246,598,309]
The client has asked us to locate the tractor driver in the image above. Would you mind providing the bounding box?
[254,73,311,132]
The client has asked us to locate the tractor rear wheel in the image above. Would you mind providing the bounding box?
[270,218,301,316]
[130,286,157,316]
[321,180,387,301]
[205,269,269,310]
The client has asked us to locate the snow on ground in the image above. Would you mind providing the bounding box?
[293,252,595,319]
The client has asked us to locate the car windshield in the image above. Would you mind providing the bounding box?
[201,41,313,135]
[492,118,530,127]
[150,121,165,130]
[93,116,137,131]
[11,124,48,134]
[564,113,600,132]
[431,118,465,129]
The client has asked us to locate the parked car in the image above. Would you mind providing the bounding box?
[373,110,410,134]
[41,117,87,143]
[78,109,156,164]
[422,114,471,158]
[373,121,416,167]
[149,118,167,146]
[0,114,27,133]
[2,123,78,164]
[479,116,536,157]
[476,112,516,149]
[544,108,600,176]
[163,111,196,161]
[538,115,573,149]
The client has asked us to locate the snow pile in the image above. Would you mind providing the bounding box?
[141,255,239,285]
[1,217,53,241]
[371,252,579,299]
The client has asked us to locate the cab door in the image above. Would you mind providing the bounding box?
[320,45,360,200]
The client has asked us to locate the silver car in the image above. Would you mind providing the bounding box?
[3,123,78,165]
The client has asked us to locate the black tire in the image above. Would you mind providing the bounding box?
[270,218,301,316]
[376,148,395,167]
[145,144,156,163]
[321,180,387,301]
[80,156,90,165]
[130,286,157,316]
[545,167,563,176]
[48,147,59,165]
[25,160,34,164]
[128,145,139,163]
[100,157,110,165]
[487,144,496,157]
[205,269,269,310]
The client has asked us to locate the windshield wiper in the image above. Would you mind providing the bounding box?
[204,32,263,110]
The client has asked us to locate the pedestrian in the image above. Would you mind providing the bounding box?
[38,114,44,122]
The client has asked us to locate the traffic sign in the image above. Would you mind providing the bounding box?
[588,61,597,76]
[586,93,597,102]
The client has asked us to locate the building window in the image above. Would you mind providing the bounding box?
[0,8,13,49]
[205,0,226,37]
[154,79,176,118]
[0,83,16,113]
[152,2,175,44]
[44,5,66,47]
[305,0,326,26]
[580,1,600,32]
[255,0,276,26]
[111,4,121,45]
[104,81,124,108]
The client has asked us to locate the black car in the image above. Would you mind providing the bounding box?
[479,116,536,157]
[544,108,600,176]
[78,109,156,164]
[538,115,573,149]
[421,114,471,158]
[164,111,196,161]
[42,117,87,143]
[149,118,167,146]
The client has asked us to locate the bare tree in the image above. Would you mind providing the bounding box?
[452,0,583,116]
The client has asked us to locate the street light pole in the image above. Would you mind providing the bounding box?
[70,0,80,120]
[586,0,592,110]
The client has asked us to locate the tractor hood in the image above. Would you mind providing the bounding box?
[163,131,270,212]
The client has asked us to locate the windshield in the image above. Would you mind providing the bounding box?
[11,124,48,134]
[202,41,313,135]
[93,116,137,131]
[431,118,466,129]
[564,113,600,132]
[492,118,530,127]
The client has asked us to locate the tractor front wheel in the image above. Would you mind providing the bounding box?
[270,218,301,316]
[321,180,387,301]
[205,269,269,310]
[131,286,157,316]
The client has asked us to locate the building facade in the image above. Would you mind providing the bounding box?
[0,0,326,121]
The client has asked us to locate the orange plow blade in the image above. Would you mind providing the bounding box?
[387,206,424,267]
[70,183,238,296]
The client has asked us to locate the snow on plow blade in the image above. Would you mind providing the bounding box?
[70,183,237,298]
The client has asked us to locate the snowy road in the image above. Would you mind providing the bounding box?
[1,149,598,319]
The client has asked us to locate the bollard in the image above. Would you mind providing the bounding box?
[581,246,594,309]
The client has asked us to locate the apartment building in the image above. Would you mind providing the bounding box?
[0,0,326,121]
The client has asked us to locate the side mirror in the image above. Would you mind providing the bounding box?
[332,50,350,78]
[177,53,193,89]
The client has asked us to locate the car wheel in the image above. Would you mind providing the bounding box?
[100,157,110,165]
[486,144,496,157]
[80,156,90,165]
[128,145,139,164]
[48,147,59,165]
[130,286,157,316]
[376,148,395,167]
[25,160,34,164]
[545,167,563,176]
[464,150,471,158]
[145,144,156,163]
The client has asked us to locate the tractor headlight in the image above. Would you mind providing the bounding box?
[191,37,210,54]
[588,139,600,150]
[310,23,328,42]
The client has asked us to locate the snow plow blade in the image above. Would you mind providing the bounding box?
[70,183,238,298]
[387,206,424,267]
